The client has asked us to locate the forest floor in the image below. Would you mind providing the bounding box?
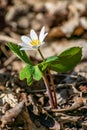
[0,0,87,130]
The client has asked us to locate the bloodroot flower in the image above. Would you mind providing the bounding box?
[18,26,48,50]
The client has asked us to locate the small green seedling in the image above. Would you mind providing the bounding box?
[8,26,82,109]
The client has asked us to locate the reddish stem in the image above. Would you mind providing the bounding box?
[38,48,57,108]
[43,73,55,108]
[47,69,57,108]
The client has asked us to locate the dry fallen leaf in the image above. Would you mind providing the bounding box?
[2,93,18,107]
[1,101,24,128]
[79,85,87,93]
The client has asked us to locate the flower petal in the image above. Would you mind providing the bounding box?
[20,47,32,50]
[40,32,48,43]
[39,26,45,42]
[30,29,38,40]
[39,26,48,42]
[18,43,32,47]
[21,36,31,44]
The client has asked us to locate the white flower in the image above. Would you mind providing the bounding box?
[18,26,48,50]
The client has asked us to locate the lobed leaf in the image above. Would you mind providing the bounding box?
[20,64,43,86]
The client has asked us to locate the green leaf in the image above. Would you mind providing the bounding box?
[38,61,48,72]
[45,56,58,63]
[40,47,82,72]
[33,66,43,80]
[20,65,33,86]
[59,47,82,57]
[8,42,32,65]
[50,47,82,72]
[20,64,43,86]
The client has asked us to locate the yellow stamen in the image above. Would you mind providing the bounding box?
[31,40,40,46]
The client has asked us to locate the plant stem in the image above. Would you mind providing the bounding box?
[43,73,55,108]
[38,47,44,59]
[47,68,57,108]
[38,48,57,108]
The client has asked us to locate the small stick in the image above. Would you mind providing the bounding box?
[0,35,19,44]
[3,55,16,66]
[52,97,84,112]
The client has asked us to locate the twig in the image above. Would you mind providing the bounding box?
[0,35,20,44]
[1,101,24,128]
[3,55,16,66]
[51,97,84,112]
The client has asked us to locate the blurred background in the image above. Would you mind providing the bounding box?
[0,0,87,72]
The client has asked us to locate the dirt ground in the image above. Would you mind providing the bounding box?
[0,0,87,130]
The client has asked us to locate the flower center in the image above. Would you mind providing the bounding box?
[31,40,40,46]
